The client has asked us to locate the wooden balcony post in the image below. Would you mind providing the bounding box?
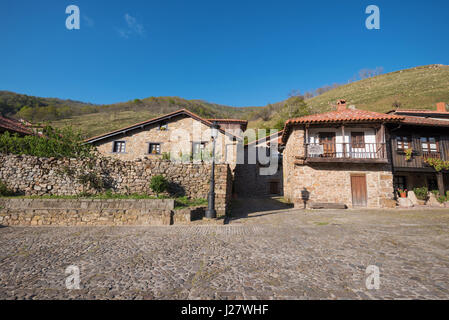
[380,123,386,158]
[304,125,309,159]
[437,172,445,196]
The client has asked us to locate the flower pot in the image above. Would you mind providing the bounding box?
[400,193,407,198]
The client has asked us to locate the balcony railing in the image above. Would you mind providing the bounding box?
[422,151,441,159]
[306,142,387,161]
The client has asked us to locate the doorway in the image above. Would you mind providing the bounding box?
[351,174,368,207]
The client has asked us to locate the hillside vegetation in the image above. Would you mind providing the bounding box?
[306,64,449,113]
[1,64,448,137]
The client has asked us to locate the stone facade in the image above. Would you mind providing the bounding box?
[92,114,240,169]
[283,126,394,208]
[0,154,232,215]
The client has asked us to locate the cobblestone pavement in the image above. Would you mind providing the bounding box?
[1,202,449,300]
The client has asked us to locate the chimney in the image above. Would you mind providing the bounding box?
[436,102,447,112]
[336,99,347,111]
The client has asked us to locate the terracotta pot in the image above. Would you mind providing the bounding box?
[400,193,407,198]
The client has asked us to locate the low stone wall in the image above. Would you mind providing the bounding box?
[0,198,175,226]
[0,154,232,214]
[0,198,214,226]
[172,207,205,224]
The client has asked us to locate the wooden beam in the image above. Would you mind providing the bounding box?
[304,125,309,159]
[437,172,445,196]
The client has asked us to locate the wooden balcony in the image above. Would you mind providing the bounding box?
[393,149,443,170]
[302,143,388,164]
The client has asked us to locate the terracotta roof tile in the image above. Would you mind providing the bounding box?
[0,116,33,135]
[388,109,449,114]
[85,109,245,143]
[285,109,403,125]
[401,116,449,127]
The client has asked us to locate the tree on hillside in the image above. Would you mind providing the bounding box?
[274,95,311,131]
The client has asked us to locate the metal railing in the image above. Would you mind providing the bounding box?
[306,142,386,159]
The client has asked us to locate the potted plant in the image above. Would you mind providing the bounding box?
[405,148,413,161]
[397,188,407,198]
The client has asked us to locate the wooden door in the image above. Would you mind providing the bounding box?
[319,132,336,157]
[269,181,279,195]
[351,175,367,207]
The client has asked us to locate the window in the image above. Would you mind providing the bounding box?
[192,142,206,157]
[396,136,411,150]
[112,141,126,153]
[420,137,438,153]
[159,122,168,130]
[148,143,161,155]
[351,132,365,148]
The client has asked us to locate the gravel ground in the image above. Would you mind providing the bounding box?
[1,202,448,300]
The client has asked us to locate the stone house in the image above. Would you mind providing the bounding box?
[282,100,449,208]
[85,109,247,169]
[281,100,404,208]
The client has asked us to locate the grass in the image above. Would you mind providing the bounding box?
[306,64,449,113]
[174,196,208,210]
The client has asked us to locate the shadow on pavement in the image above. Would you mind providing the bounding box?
[227,197,294,223]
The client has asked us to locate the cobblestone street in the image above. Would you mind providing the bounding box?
[1,204,449,300]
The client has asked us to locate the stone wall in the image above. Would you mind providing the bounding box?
[0,198,173,226]
[283,125,395,208]
[0,198,209,226]
[0,154,232,214]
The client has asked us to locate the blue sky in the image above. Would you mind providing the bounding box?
[1,0,448,107]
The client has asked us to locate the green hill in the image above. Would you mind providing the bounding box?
[306,64,449,113]
[1,64,448,138]
[0,92,259,137]
[247,64,449,129]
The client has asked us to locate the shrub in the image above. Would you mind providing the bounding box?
[77,172,104,191]
[162,152,170,160]
[413,187,428,200]
[0,126,94,159]
[431,190,440,197]
[0,180,13,196]
[149,175,168,196]
[437,195,448,204]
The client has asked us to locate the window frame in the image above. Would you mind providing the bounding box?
[159,122,168,131]
[148,143,161,155]
[192,141,207,157]
[351,132,366,149]
[112,141,126,154]
[420,136,439,154]
[396,135,412,151]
